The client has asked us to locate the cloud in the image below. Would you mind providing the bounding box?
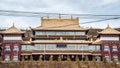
[0,0,120,28]
[102,0,119,5]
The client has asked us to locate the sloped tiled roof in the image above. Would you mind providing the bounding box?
[31,40,91,44]
[32,17,88,30]
[98,24,120,34]
[92,38,101,44]
[0,24,24,34]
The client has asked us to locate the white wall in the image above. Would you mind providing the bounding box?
[100,37,119,41]
[4,36,22,40]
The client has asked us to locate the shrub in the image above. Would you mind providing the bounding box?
[85,56,89,68]
[92,57,99,68]
[8,61,12,68]
[20,56,25,68]
[76,55,82,68]
[39,56,43,68]
[58,55,62,68]
[67,55,72,68]
[29,55,33,68]
[0,57,2,64]
[49,55,54,68]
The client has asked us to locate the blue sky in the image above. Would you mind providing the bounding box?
[0,0,120,29]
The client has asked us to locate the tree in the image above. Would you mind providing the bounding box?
[112,59,117,68]
[67,55,72,68]
[8,60,12,68]
[49,55,54,68]
[107,62,111,68]
[92,57,99,68]
[76,55,82,68]
[103,57,107,67]
[20,56,25,68]
[29,55,33,68]
[0,57,2,64]
[58,55,62,68]
[85,56,89,68]
[39,56,43,68]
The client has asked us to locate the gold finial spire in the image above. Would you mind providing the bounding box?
[107,24,110,28]
[60,37,63,41]
[12,23,15,27]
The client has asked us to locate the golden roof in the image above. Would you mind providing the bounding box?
[98,24,120,34]
[0,24,24,34]
[92,38,101,44]
[22,41,31,45]
[31,40,91,44]
[32,17,88,30]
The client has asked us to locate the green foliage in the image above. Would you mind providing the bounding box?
[49,55,54,68]
[67,55,72,68]
[20,56,25,68]
[58,55,62,68]
[8,61,12,68]
[76,55,82,68]
[39,56,43,68]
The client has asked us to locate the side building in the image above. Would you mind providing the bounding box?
[0,24,24,61]
[98,25,120,61]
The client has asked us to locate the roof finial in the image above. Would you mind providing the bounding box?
[13,23,15,27]
[107,24,110,28]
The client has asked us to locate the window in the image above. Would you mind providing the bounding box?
[89,45,95,50]
[22,45,26,50]
[13,56,18,61]
[46,32,55,35]
[46,44,56,50]
[5,46,10,51]
[56,32,65,35]
[105,56,110,61]
[57,44,66,48]
[57,47,66,50]
[113,56,118,61]
[66,32,74,35]
[14,46,18,51]
[104,46,109,51]
[96,56,101,61]
[113,46,118,51]
[96,46,100,51]
[35,44,45,50]
[5,55,10,62]
[75,32,85,35]
[78,44,88,50]
[36,31,46,35]
[26,45,34,50]
[67,44,77,50]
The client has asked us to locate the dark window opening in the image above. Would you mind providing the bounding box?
[57,44,66,48]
